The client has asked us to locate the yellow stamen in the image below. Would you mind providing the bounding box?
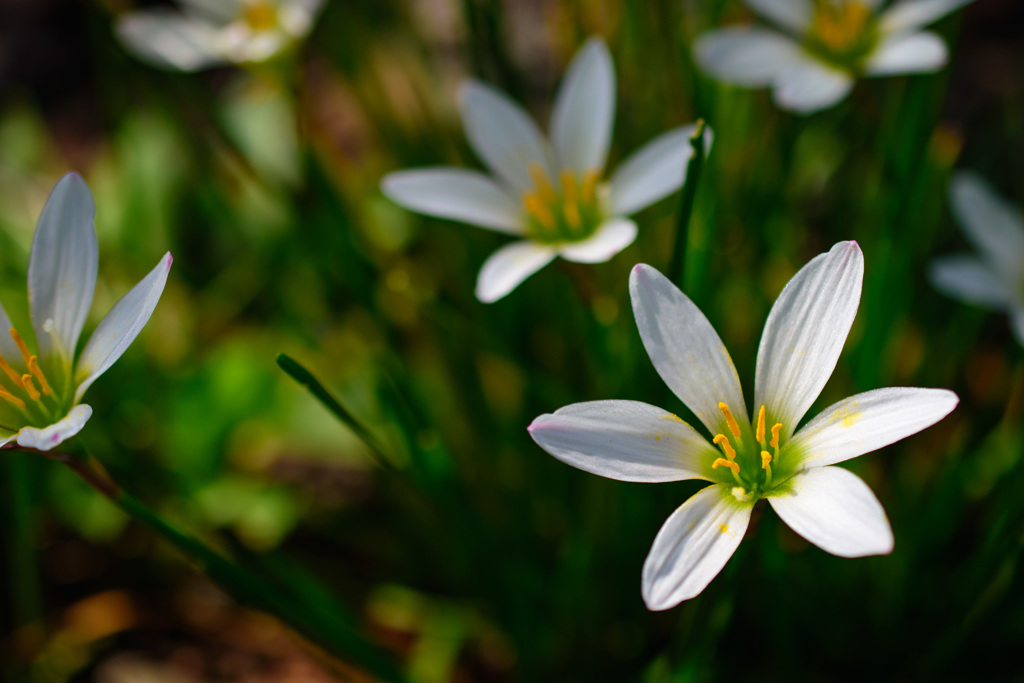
[528,163,556,203]
[244,2,278,32]
[0,386,25,410]
[523,193,556,230]
[0,355,22,387]
[713,434,736,461]
[27,356,51,396]
[581,169,600,203]
[21,375,39,401]
[561,170,581,228]
[718,402,742,440]
[756,405,766,444]
[770,423,782,449]
[761,450,773,479]
[712,458,740,476]
[9,328,32,366]
[813,1,870,51]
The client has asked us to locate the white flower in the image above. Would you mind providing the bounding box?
[382,37,709,303]
[0,173,172,452]
[116,0,325,72]
[930,172,1024,345]
[528,242,958,609]
[694,0,974,114]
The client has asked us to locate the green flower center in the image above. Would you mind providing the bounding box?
[521,163,605,244]
[0,326,70,435]
[804,0,878,68]
[709,402,793,500]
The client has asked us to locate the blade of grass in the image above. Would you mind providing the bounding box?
[669,120,708,290]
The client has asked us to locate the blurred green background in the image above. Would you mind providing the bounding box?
[2,0,1023,680]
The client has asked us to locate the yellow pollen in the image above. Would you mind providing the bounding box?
[712,458,740,475]
[718,402,742,440]
[523,193,556,229]
[244,2,279,32]
[761,450,773,480]
[0,386,25,410]
[581,169,600,203]
[770,423,782,449]
[756,405,766,444]
[0,355,22,387]
[528,163,556,203]
[27,356,52,396]
[713,433,736,460]
[9,328,32,367]
[21,374,39,401]
[813,1,871,51]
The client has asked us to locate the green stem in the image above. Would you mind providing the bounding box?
[669,120,708,289]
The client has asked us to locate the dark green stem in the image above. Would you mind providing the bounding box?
[669,120,707,289]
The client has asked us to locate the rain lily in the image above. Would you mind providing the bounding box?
[528,242,957,609]
[694,0,974,113]
[117,0,325,72]
[930,172,1024,345]
[0,173,172,452]
[382,37,709,303]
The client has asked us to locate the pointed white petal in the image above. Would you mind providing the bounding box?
[742,0,813,32]
[630,264,747,437]
[29,172,98,364]
[642,485,752,610]
[381,168,524,234]
[475,242,556,303]
[880,0,974,36]
[694,28,805,86]
[528,400,719,483]
[928,256,1012,309]
[74,254,173,403]
[786,387,958,469]
[865,31,948,76]
[15,404,93,452]
[558,219,637,264]
[772,58,854,113]
[458,80,556,194]
[550,37,616,174]
[116,10,226,72]
[769,466,893,557]
[950,172,1024,284]
[754,241,863,439]
[608,124,709,216]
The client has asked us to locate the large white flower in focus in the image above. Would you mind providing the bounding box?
[117,0,325,72]
[382,37,709,303]
[930,172,1024,345]
[694,0,974,114]
[0,173,172,452]
[529,242,958,609]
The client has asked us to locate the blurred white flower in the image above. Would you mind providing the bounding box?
[694,0,974,113]
[117,0,326,71]
[382,37,710,303]
[930,172,1024,345]
[0,173,172,452]
[529,242,958,609]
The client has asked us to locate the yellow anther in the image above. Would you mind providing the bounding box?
[581,169,600,203]
[713,433,737,460]
[244,1,278,31]
[528,163,556,203]
[21,375,39,401]
[761,450,773,480]
[712,458,740,476]
[0,386,25,410]
[0,355,22,387]
[770,423,783,450]
[718,402,742,440]
[523,193,556,230]
[27,356,52,396]
[9,328,32,366]
[813,0,870,51]
[756,405,766,444]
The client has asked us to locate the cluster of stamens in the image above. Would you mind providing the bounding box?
[808,0,874,61]
[522,163,603,243]
[243,1,280,31]
[0,328,57,420]
[711,402,783,495]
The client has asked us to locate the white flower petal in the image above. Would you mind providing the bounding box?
[768,466,893,558]
[742,0,812,32]
[865,31,948,76]
[694,27,805,86]
[117,10,226,72]
[558,219,637,264]
[528,400,719,483]
[772,58,854,113]
[29,172,98,364]
[950,172,1024,284]
[642,485,752,610]
[550,37,615,174]
[279,0,327,36]
[928,255,1011,309]
[474,242,556,303]
[630,264,747,438]
[15,404,93,452]
[608,124,708,216]
[880,0,974,36]
[786,387,959,469]
[74,253,173,403]
[754,241,863,439]
[381,168,524,234]
[458,80,556,195]
[179,0,240,22]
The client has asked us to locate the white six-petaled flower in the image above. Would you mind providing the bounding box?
[694,0,974,114]
[930,172,1024,345]
[117,0,325,72]
[0,173,172,452]
[382,37,710,303]
[528,242,958,609]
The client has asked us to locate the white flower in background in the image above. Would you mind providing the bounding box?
[529,242,958,609]
[0,173,172,452]
[382,37,710,303]
[694,0,974,113]
[117,0,325,72]
[930,172,1024,345]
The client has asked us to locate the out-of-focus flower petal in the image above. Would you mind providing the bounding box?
[879,0,973,36]
[550,37,616,174]
[694,27,805,86]
[609,125,711,216]
[475,242,557,303]
[382,169,524,234]
[117,10,226,71]
[928,256,1011,309]
[559,219,636,263]
[742,0,813,33]
[772,57,854,113]
[865,31,948,76]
